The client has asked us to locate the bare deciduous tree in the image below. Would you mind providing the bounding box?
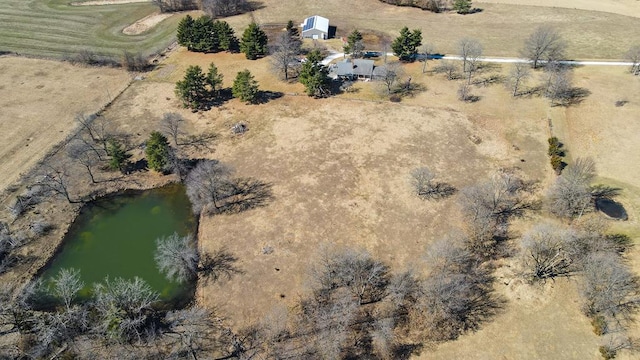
[521,26,566,69]
[458,38,483,83]
[459,172,531,255]
[165,306,222,360]
[547,157,596,219]
[305,288,359,359]
[185,160,233,215]
[434,61,459,80]
[270,32,302,81]
[626,44,640,75]
[201,0,249,18]
[507,63,531,96]
[520,223,575,281]
[153,0,198,12]
[412,267,496,341]
[543,62,573,105]
[311,247,389,305]
[457,83,475,102]
[51,268,84,310]
[420,43,435,73]
[411,167,456,199]
[161,112,185,146]
[581,252,640,323]
[92,277,159,343]
[29,305,89,358]
[155,232,199,283]
[371,318,395,360]
[32,164,78,203]
[75,113,114,152]
[67,140,101,183]
[378,61,404,94]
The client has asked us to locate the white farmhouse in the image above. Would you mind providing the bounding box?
[301,15,329,40]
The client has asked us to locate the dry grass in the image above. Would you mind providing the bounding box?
[1,1,640,356]
[477,0,640,18]
[216,0,640,60]
[0,56,131,195]
[71,45,640,358]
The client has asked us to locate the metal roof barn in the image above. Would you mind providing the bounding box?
[301,15,329,40]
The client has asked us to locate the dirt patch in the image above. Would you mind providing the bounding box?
[71,0,150,5]
[0,56,131,196]
[123,13,173,35]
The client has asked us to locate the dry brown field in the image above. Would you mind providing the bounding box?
[217,0,640,60]
[477,0,640,18]
[1,0,639,358]
[0,56,132,195]
[91,43,639,358]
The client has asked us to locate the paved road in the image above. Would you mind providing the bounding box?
[321,51,634,67]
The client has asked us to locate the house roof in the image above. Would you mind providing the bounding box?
[336,60,353,76]
[302,15,329,33]
[352,59,374,77]
[336,59,375,77]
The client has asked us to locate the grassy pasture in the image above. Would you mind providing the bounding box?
[0,0,180,59]
[225,0,640,60]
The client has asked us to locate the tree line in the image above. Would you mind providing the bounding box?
[177,15,267,60]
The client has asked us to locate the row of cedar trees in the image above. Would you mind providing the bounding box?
[177,15,268,60]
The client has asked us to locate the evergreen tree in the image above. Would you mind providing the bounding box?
[206,62,224,95]
[391,27,422,62]
[344,29,364,58]
[299,49,331,97]
[213,20,239,52]
[106,138,130,173]
[240,22,268,60]
[145,131,170,172]
[176,15,195,50]
[192,16,217,52]
[232,69,259,103]
[286,20,299,37]
[175,65,208,109]
[453,0,473,14]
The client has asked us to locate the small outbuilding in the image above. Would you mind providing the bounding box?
[301,15,329,40]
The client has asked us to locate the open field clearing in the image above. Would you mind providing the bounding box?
[477,0,640,18]
[1,0,639,353]
[0,56,131,194]
[0,0,179,58]
[220,0,640,60]
[2,0,639,60]
[120,48,639,358]
[100,47,640,358]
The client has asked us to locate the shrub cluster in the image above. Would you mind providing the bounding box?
[547,137,566,174]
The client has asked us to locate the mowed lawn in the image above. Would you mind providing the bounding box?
[0,0,180,58]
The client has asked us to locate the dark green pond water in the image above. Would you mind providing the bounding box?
[42,183,196,302]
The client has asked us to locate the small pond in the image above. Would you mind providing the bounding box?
[42,183,196,303]
[595,198,628,221]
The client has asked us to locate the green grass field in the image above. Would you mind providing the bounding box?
[0,0,181,59]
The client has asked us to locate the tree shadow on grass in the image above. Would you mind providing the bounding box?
[563,87,591,106]
[199,248,243,285]
[253,90,284,104]
[210,178,274,215]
